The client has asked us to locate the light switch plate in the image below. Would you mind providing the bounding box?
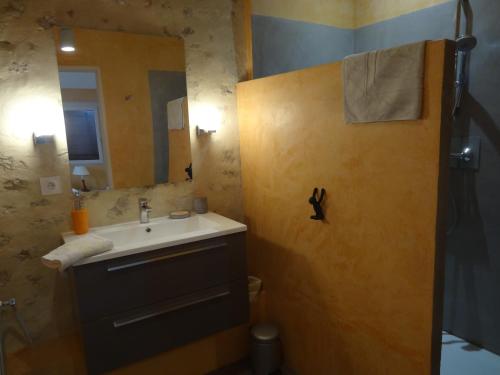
[40,176,62,196]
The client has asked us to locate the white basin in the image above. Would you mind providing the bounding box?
[62,212,247,265]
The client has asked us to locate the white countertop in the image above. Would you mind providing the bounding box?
[62,212,247,266]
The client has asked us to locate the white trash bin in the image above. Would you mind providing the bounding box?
[248,276,262,302]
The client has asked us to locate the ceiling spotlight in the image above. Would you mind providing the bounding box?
[60,28,75,52]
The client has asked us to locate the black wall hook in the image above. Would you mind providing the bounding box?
[309,187,326,221]
[185,163,193,180]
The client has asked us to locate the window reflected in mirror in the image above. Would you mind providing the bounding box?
[64,108,101,162]
[60,69,110,190]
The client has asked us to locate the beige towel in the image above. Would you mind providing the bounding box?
[343,41,426,124]
[167,97,185,130]
[41,234,113,271]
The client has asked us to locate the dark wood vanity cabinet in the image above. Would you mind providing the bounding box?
[69,232,249,374]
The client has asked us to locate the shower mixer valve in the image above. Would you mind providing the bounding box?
[450,146,473,163]
[449,136,480,170]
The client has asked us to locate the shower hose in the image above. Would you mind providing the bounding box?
[0,299,32,375]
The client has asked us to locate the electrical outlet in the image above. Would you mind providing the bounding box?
[40,176,62,195]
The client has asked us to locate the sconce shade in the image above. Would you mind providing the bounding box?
[195,105,220,136]
[72,165,90,177]
[60,28,76,52]
[32,133,54,145]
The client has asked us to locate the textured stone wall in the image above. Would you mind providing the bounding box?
[0,0,244,352]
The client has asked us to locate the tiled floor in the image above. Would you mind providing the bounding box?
[441,332,500,375]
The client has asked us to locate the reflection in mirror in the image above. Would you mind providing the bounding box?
[60,69,110,191]
[55,27,192,191]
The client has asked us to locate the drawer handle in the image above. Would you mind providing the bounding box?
[112,289,231,328]
[107,242,227,272]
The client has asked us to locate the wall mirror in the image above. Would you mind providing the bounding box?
[54,27,192,191]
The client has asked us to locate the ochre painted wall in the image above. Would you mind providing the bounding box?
[237,41,453,374]
[252,0,355,29]
[56,28,185,188]
[355,0,452,28]
[253,0,451,28]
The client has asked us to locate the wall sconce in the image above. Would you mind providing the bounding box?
[33,133,54,145]
[195,105,221,136]
[60,28,76,52]
[32,120,56,144]
[6,96,63,143]
[196,126,216,136]
[33,128,55,145]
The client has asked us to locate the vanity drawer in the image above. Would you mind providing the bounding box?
[71,233,246,322]
[82,281,249,375]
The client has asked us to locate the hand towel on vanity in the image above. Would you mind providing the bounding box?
[167,97,185,130]
[343,41,426,124]
[41,234,113,272]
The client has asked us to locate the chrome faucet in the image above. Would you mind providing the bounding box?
[139,198,152,224]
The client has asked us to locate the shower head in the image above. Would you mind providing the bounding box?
[452,0,476,117]
[456,34,477,52]
[455,0,474,39]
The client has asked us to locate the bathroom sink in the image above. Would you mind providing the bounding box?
[62,212,246,265]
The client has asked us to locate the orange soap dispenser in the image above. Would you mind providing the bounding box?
[71,189,89,235]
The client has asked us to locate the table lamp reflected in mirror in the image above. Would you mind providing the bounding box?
[72,165,90,192]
